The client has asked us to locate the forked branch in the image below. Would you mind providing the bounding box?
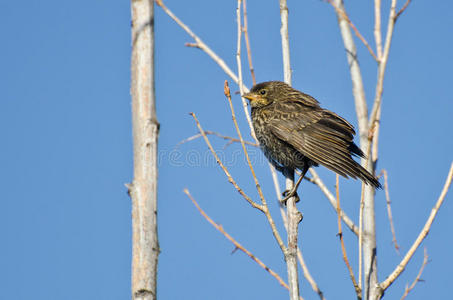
[400,248,429,300]
[380,162,453,291]
[184,189,295,295]
[190,112,263,211]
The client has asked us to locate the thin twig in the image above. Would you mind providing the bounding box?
[309,169,359,235]
[190,112,264,211]
[224,80,286,254]
[369,0,397,130]
[327,0,378,62]
[400,248,429,300]
[156,0,239,84]
[395,0,412,21]
[381,169,400,253]
[380,162,453,291]
[183,189,298,296]
[296,250,325,300]
[235,0,256,140]
[371,106,382,165]
[177,131,258,148]
[242,0,256,85]
[336,175,362,299]
[157,0,256,140]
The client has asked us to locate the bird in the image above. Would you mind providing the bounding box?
[242,81,381,203]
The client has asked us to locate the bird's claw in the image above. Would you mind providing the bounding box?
[280,189,300,205]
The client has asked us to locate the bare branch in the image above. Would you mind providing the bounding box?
[296,250,325,300]
[327,0,378,62]
[235,0,256,139]
[381,169,400,253]
[357,137,374,292]
[279,0,292,84]
[336,175,362,299]
[380,162,453,291]
[242,0,257,85]
[272,168,326,300]
[177,130,258,148]
[190,112,264,211]
[371,106,382,165]
[183,189,297,296]
[358,181,365,291]
[400,248,429,300]
[329,3,380,297]
[374,0,383,59]
[330,0,369,147]
[309,169,359,235]
[130,1,159,298]
[156,0,259,139]
[278,1,301,299]
[156,0,239,84]
[395,0,412,21]
[224,81,287,253]
[369,0,397,130]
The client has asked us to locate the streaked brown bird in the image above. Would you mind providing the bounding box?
[242,81,381,203]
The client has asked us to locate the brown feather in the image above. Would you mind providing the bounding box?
[244,81,381,189]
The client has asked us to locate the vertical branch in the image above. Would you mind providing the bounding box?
[364,2,397,297]
[279,0,292,85]
[336,176,362,299]
[358,182,365,291]
[382,170,400,252]
[129,0,159,299]
[279,1,301,300]
[331,0,369,147]
[374,0,383,60]
[242,0,257,85]
[362,144,379,300]
[328,0,385,299]
[273,170,325,300]
[235,0,257,140]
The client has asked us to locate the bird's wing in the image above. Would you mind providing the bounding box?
[269,102,363,179]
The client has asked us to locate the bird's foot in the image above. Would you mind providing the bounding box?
[280,188,300,205]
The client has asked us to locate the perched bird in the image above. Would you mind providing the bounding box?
[242,81,381,202]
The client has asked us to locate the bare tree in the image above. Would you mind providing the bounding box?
[128,0,159,299]
[155,1,453,299]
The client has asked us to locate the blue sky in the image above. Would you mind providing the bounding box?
[1,0,452,299]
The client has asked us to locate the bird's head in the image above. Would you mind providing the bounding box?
[242,81,291,108]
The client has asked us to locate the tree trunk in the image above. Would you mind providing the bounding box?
[129,0,160,299]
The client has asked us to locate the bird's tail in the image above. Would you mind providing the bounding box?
[352,160,382,189]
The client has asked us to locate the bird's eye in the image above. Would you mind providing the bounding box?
[259,89,267,95]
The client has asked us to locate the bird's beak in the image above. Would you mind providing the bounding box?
[242,92,259,101]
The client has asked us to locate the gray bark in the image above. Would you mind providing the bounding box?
[129,0,160,299]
